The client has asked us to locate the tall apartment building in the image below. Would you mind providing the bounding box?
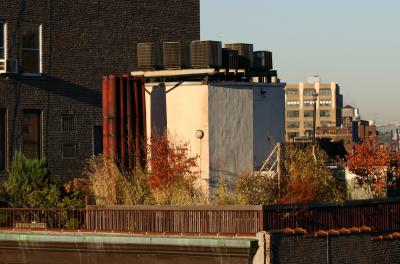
[0,0,200,180]
[285,77,343,141]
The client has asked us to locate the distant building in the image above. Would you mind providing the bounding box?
[285,77,343,141]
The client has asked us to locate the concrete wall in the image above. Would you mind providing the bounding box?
[208,84,254,188]
[0,232,260,264]
[252,84,285,168]
[145,82,210,190]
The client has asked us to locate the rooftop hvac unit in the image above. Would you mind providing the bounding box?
[224,43,253,69]
[0,59,18,74]
[162,42,190,69]
[191,40,222,68]
[137,43,162,70]
[222,48,238,69]
[253,51,273,70]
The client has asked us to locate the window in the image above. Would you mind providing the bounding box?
[287,121,300,128]
[303,89,315,96]
[304,130,313,137]
[286,89,299,96]
[287,110,299,118]
[0,110,5,172]
[0,21,5,60]
[61,115,76,132]
[23,111,41,159]
[287,132,299,138]
[320,121,331,128]
[93,126,103,156]
[320,100,332,106]
[62,143,78,159]
[304,121,313,128]
[22,23,41,74]
[287,100,300,106]
[320,110,331,117]
[303,100,315,106]
[319,88,331,96]
[304,110,314,118]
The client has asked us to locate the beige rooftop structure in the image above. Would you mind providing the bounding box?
[285,76,343,141]
[132,69,285,194]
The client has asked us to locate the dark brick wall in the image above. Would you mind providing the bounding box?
[270,233,400,264]
[0,0,200,180]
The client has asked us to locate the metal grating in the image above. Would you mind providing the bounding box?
[224,43,254,69]
[61,115,76,132]
[62,143,77,159]
[191,40,222,68]
[137,43,161,70]
[163,42,181,69]
[253,51,273,70]
[222,48,238,69]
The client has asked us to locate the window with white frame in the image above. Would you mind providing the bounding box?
[303,100,316,106]
[22,23,41,74]
[287,100,300,106]
[320,100,332,106]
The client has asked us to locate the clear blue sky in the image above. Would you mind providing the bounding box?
[201,0,400,124]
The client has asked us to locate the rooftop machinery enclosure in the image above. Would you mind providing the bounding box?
[191,40,222,68]
[137,43,162,70]
[224,43,254,69]
[253,51,273,70]
[163,42,190,69]
[102,75,147,169]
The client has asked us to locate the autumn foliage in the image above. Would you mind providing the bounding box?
[147,134,199,189]
[280,144,344,204]
[346,137,399,198]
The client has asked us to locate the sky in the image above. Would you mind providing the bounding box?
[201,0,400,124]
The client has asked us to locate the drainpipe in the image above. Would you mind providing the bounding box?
[102,76,109,156]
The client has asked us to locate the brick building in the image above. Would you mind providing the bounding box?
[0,0,200,180]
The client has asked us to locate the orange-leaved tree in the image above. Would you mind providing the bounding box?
[346,137,392,198]
[147,134,203,205]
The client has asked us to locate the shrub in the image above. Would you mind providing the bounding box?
[83,156,154,205]
[4,151,62,208]
[235,172,279,205]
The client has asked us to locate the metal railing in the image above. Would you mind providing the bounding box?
[1,199,400,234]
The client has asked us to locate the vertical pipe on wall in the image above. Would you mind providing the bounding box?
[127,78,133,169]
[134,78,140,165]
[102,76,109,156]
[108,75,117,159]
[120,75,127,167]
[140,76,147,165]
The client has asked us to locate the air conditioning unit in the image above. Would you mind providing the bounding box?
[253,51,273,70]
[222,48,238,69]
[137,43,162,70]
[0,59,18,74]
[191,40,222,68]
[224,43,254,69]
[162,42,190,69]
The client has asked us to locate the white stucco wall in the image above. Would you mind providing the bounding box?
[208,84,254,188]
[145,82,210,190]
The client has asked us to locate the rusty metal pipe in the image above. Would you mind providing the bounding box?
[120,75,126,167]
[108,75,117,159]
[102,76,109,156]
